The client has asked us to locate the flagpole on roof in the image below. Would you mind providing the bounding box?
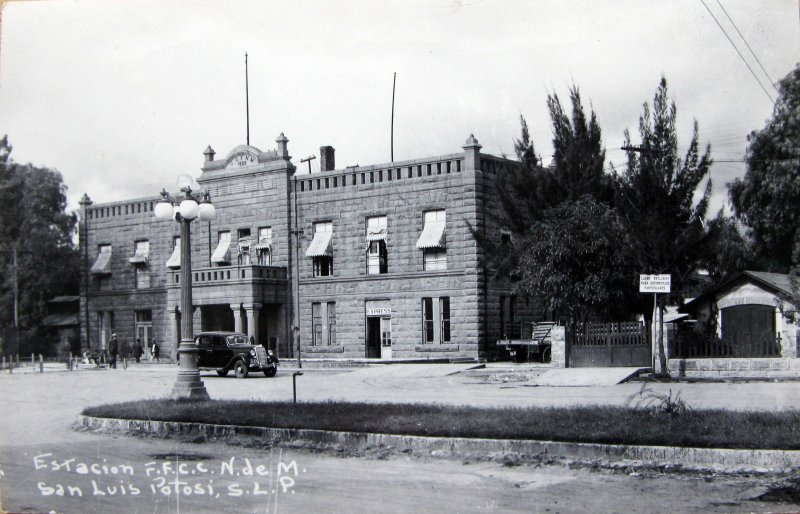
[245,53,250,146]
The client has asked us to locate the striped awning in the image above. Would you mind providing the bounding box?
[211,239,231,264]
[364,228,386,250]
[365,228,386,243]
[238,238,252,253]
[129,244,149,266]
[90,246,112,275]
[305,230,333,257]
[165,245,181,269]
[415,221,446,249]
[254,238,272,252]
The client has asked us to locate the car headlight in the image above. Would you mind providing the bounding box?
[250,349,256,357]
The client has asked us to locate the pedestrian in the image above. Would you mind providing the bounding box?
[151,340,160,363]
[134,338,144,363]
[109,333,119,369]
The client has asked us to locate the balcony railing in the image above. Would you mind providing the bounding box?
[168,264,287,286]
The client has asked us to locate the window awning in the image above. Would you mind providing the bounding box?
[305,230,333,257]
[165,245,181,269]
[129,245,150,266]
[90,247,112,275]
[238,238,252,253]
[365,228,386,243]
[211,239,231,264]
[416,221,446,249]
[254,237,272,252]
[364,228,386,250]
[42,312,79,327]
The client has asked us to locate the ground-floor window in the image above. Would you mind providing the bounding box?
[312,301,337,346]
[327,302,336,346]
[422,296,451,344]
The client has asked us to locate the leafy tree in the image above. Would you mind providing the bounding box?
[699,210,754,282]
[729,64,800,271]
[510,197,636,322]
[614,77,712,292]
[490,89,611,277]
[494,115,556,235]
[0,136,79,355]
[547,86,612,205]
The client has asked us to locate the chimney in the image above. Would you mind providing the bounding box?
[320,146,335,171]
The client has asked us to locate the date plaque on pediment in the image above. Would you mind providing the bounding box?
[226,152,258,170]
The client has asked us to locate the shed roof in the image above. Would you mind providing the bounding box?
[680,270,793,313]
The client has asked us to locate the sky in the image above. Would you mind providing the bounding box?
[0,0,797,215]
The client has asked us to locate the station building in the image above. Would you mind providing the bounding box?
[78,133,529,361]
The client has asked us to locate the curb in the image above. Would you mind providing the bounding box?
[76,415,800,474]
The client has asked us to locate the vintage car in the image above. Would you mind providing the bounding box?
[195,331,277,378]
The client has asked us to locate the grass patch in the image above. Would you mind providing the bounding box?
[82,399,800,451]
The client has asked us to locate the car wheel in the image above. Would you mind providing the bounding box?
[216,369,229,377]
[234,360,249,379]
[541,346,552,363]
[263,367,276,377]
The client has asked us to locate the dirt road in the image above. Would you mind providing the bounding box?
[0,366,798,513]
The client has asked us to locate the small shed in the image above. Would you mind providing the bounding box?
[673,271,799,378]
[42,296,80,357]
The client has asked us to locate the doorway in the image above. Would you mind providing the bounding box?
[366,316,392,359]
[367,318,381,358]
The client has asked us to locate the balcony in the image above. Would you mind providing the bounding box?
[166,264,288,306]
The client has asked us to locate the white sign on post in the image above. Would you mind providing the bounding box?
[639,274,671,293]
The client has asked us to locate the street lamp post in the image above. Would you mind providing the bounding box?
[154,175,215,400]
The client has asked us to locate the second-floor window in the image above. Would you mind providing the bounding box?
[237,228,252,265]
[211,231,231,266]
[90,244,113,276]
[417,210,446,271]
[255,227,272,265]
[365,215,388,275]
[166,236,181,269]
[306,221,333,277]
[131,240,150,288]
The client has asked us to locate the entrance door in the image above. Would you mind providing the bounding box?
[380,317,392,359]
[366,317,381,358]
[721,305,778,357]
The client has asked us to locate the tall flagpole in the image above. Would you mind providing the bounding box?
[391,72,396,162]
[246,53,250,146]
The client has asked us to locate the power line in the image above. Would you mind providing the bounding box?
[715,0,778,94]
[698,0,776,105]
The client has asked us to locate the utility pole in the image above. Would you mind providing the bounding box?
[300,155,316,174]
[12,244,19,354]
[292,176,303,369]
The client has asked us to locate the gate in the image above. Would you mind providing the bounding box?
[568,322,651,367]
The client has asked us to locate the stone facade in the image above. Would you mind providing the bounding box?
[79,134,522,362]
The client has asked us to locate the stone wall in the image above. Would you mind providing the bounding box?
[668,357,800,379]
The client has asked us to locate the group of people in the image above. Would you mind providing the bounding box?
[86,334,160,368]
